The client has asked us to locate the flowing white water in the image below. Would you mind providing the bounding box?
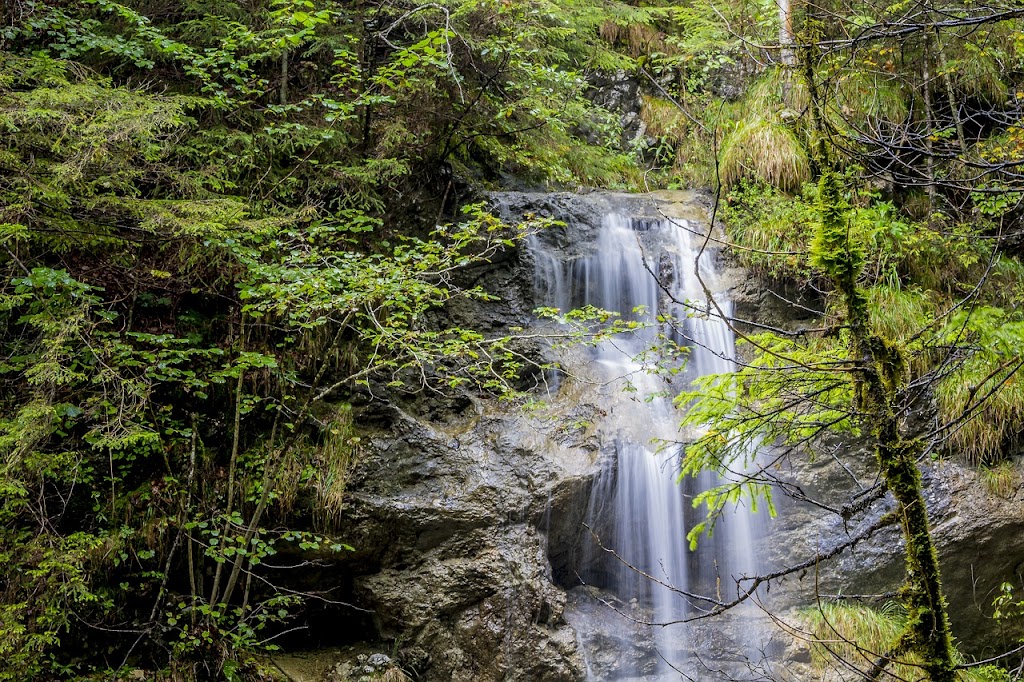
[533,202,765,679]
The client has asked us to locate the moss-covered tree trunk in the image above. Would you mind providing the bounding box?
[803,37,957,678]
[814,167,957,680]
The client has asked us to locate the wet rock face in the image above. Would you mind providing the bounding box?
[730,275,825,336]
[563,587,662,680]
[492,190,610,259]
[331,405,596,681]
[355,524,581,681]
[319,190,616,681]
[324,190,714,681]
[928,467,1024,649]
[492,189,712,270]
[829,462,1024,653]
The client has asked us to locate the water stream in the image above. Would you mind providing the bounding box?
[531,194,767,680]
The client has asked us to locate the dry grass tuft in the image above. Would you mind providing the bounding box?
[641,95,689,139]
[639,94,723,188]
[718,116,809,192]
[312,404,362,528]
[599,21,666,57]
[379,666,413,682]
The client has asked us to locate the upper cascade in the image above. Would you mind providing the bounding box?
[525,192,769,680]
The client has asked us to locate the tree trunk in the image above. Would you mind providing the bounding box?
[280,49,289,105]
[778,0,796,67]
[935,28,968,153]
[922,35,937,210]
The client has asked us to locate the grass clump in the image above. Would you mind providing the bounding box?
[935,307,1024,465]
[639,94,719,188]
[641,95,690,139]
[952,50,1007,105]
[829,71,908,128]
[865,285,932,343]
[599,21,669,58]
[864,285,938,377]
[713,68,813,193]
[744,66,810,116]
[806,602,1010,681]
[936,352,1024,465]
[719,116,810,192]
[980,460,1019,498]
[562,143,647,190]
[807,602,906,676]
[312,404,362,529]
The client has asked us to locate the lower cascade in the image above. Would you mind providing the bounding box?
[530,193,769,680]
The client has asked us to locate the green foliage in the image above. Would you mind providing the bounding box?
[690,154,969,678]
[724,176,1015,301]
[618,1,777,189]
[662,2,744,94]
[677,332,855,544]
[0,533,106,682]
[722,181,817,279]
[809,172,864,310]
[993,581,1024,622]
[1,0,1022,675]
[0,177,547,675]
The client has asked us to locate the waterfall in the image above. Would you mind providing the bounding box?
[531,197,767,680]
